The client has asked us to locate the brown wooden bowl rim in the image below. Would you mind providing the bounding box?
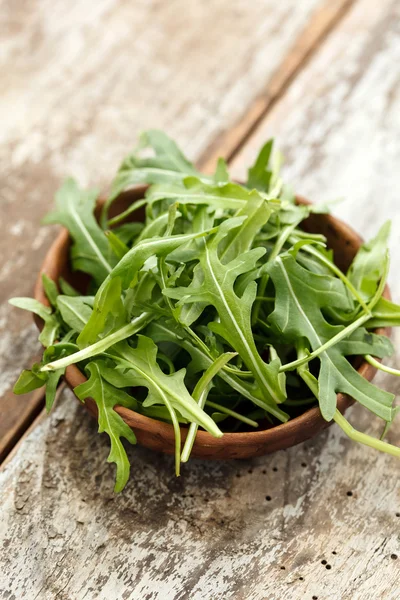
[33,188,392,457]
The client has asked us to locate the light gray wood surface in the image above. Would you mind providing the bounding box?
[0,0,337,459]
[1,0,400,599]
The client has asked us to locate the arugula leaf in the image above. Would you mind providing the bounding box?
[75,361,138,492]
[42,274,59,307]
[57,295,93,332]
[59,277,80,297]
[106,130,210,221]
[105,230,129,260]
[146,319,289,421]
[347,221,391,301]
[76,230,213,346]
[43,178,113,285]
[336,328,393,357]
[110,222,144,245]
[78,277,126,347]
[219,194,272,263]
[108,337,222,438]
[109,230,214,289]
[213,157,230,183]
[9,297,60,347]
[11,130,400,488]
[165,218,286,407]
[366,296,400,328]
[246,139,274,191]
[42,312,153,373]
[266,254,394,421]
[146,177,269,212]
[13,369,47,394]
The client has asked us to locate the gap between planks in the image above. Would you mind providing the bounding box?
[0,0,356,466]
[198,0,356,172]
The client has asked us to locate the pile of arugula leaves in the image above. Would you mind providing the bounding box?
[10,131,400,492]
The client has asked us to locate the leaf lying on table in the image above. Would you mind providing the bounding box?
[9,129,400,491]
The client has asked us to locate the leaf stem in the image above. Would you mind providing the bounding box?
[365,354,400,377]
[279,312,371,372]
[252,223,297,326]
[290,236,370,313]
[255,296,275,302]
[41,312,153,372]
[107,199,147,227]
[162,396,182,476]
[205,401,258,427]
[333,410,400,458]
[181,352,236,463]
[180,387,210,464]
[296,342,400,459]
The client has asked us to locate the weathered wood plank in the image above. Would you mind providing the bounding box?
[199,0,355,172]
[1,0,400,598]
[0,0,330,456]
[0,390,398,599]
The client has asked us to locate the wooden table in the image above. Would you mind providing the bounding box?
[1,1,399,598]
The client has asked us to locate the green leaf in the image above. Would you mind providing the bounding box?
[108,336,222,438]
[337,329,393,358]
[247,139,273,191]
[105,230,129,260]
[266,254,394,421]
[367,297,400,328]
[109,230,214,289]
[147,177,266,212]
[218,194,272,263]
[74,361,137,493]
[78,277,125,347]
[13,369,47,394]
[164,218,287,408]
[110,222,144,245]
[136,212,171,242]
[181,351,237,463]
[347,221,391,301]
[78,228,214,345]
[43,178,113,285]
[106,130,210,220]
[9,297,52,320]
[213,157,230,183]
[42,274,59,307]
[59,277,80,297]
[107,198,147,227]
[57,295,93,332]
[45,369,64,412]
[146,319,288,422]
[9,297,60,347]
[41,313,153,373]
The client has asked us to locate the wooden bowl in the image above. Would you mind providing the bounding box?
[34,186,391,459]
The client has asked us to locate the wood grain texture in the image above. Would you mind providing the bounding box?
[0,0,324,456]
[1,0,400,598]
[199,0,355,172]
[0,390,398,600]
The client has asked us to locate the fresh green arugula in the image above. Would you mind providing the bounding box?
[10,131,400,491]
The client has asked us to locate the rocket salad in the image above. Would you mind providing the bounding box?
[10,131,400,492]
